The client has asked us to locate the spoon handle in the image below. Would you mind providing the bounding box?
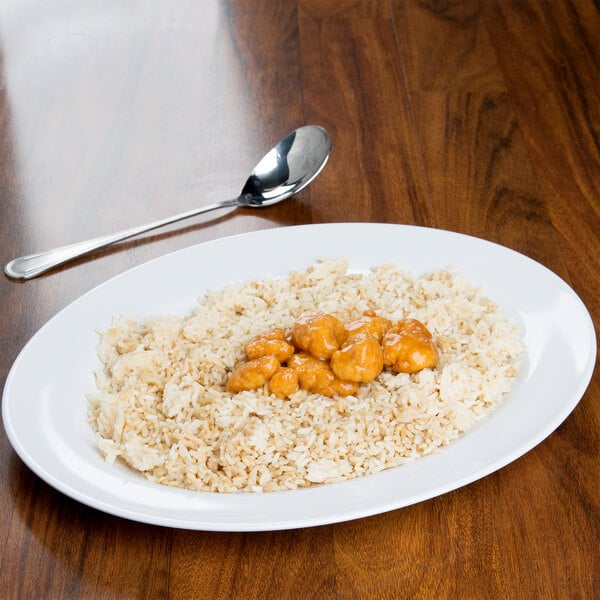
[4,198,241,280]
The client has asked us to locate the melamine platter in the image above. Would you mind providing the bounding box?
[2,223,596,530]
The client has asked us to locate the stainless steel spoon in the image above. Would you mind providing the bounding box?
[5,125,331,280]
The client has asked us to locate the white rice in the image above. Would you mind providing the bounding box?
[87,258,523,492]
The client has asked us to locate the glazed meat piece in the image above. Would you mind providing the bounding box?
[382,319,439,374]
[287,352,358,397]
[387,318,432,340]
[330,332,384,383]
[291,313,346,360]
[226,355,280,393]
[268,367,299,398]
[343,310,392,342]
[245,328,295,362]
[313,373,358,397]
[286,351,323,369]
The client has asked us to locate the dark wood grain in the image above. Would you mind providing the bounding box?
[484,0,600,317]
[1,1,598,598]
[298,0,433,226]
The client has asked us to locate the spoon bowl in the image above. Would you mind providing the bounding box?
[4,125,331,280]
[241,125,331,205]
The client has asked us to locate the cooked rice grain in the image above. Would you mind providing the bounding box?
[87,259,523,492]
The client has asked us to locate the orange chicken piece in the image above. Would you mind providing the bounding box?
[343,310,392,343]
[268,367,299,398]
[382,319,439,374]
[245,328,295,362]
[226,355,280,393]
[330,332,384,383]
[291,313,346,360]
[287,353,358,397]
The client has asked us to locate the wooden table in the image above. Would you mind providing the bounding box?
[1,1,598,598]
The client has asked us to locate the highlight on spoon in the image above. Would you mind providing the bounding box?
[246,125,331,203]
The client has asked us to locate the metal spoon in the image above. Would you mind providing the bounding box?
[4,125,331,280]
